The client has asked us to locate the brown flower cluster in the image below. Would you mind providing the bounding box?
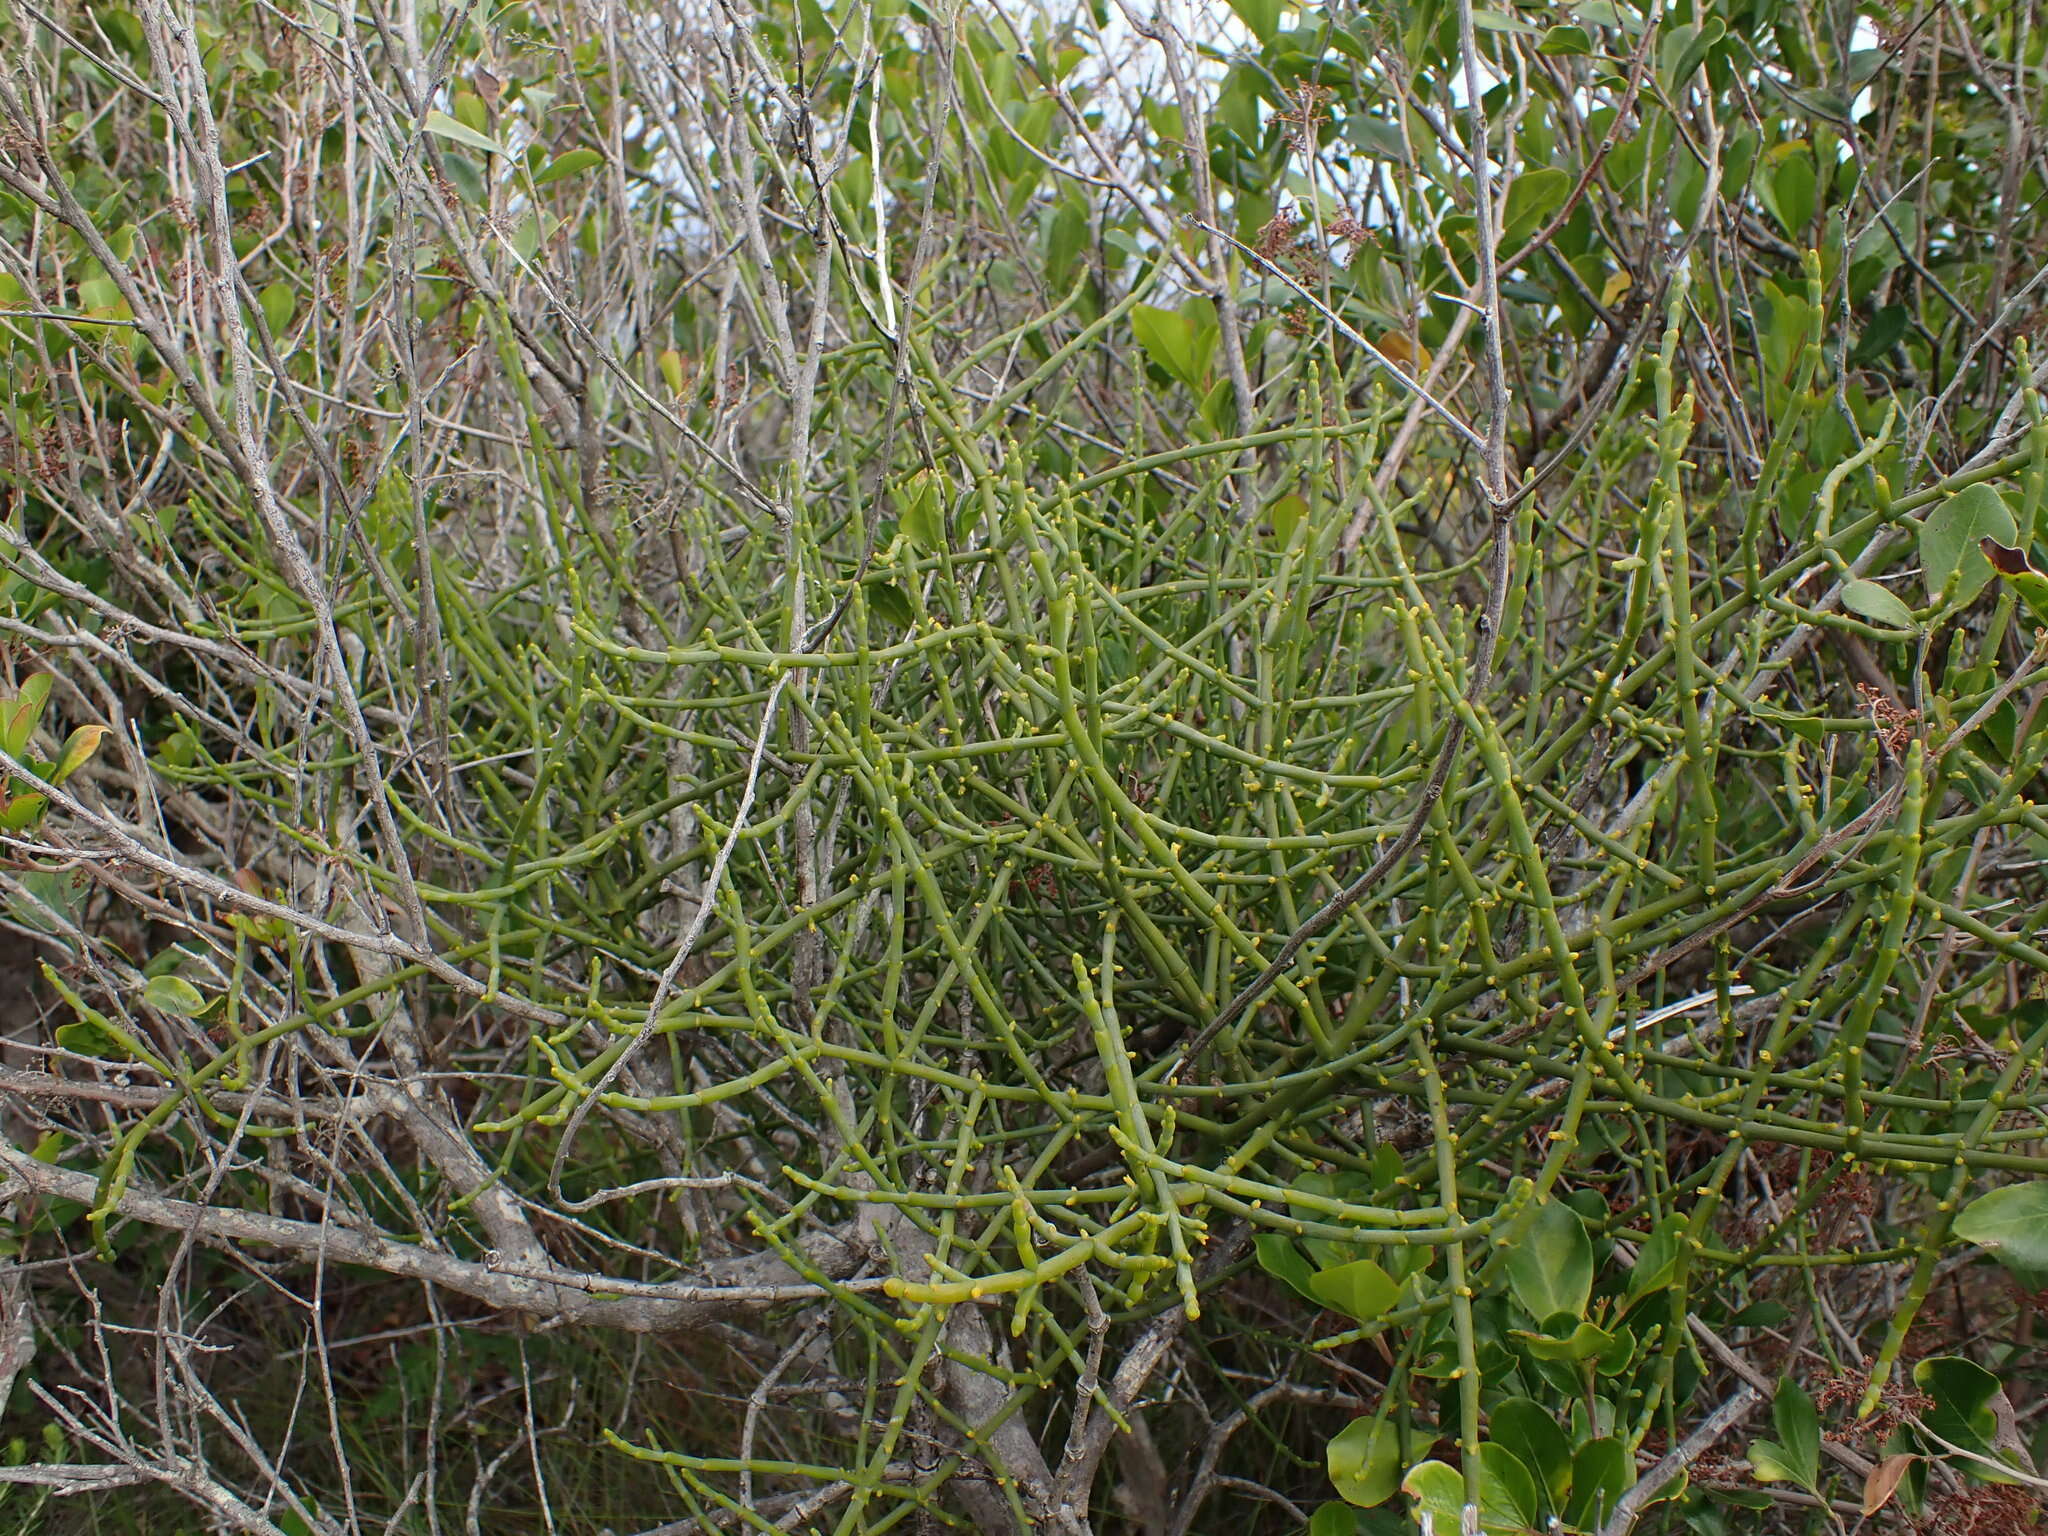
[1813,1364,1931,1446]
[1254,205,1375,339]
[1920,1484,2040,1536]
[0,417,116,485]
[1020,861,1062,902]
[1855,682,1920,757]
[1274,81,1335,153]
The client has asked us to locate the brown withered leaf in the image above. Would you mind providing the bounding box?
[1981,537,2035,575]
[1862,1452,1916,1516]
[1987,1383,2035,1473]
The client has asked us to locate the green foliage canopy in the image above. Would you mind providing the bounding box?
[1,0,2047,1531]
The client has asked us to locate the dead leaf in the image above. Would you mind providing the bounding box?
[1982,538,2035,575]
[1863,1452,1916,1516]
[1988,1384,2035,1472]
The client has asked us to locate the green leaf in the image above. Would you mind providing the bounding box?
[1745,696,1825,744]
[1223,0,1282,44]
[1749,1378,1820,1490]
[1774,1377,1821,1482]
[1563,1439,1631,1530]
[1400,1460,1468,1534]
[1662,16,1725,85]
[1767,148,1817,237]
[1504,1201,1594,1320]
[1593,1322,1639,1376]
[1268,493,1310,542]
[1511,1317,1617,1362]
[1131,304,1197,389]
[1574,0,1646,29]
[1309,1259,1400,1323]
[534,147,605,186]
[1749,1441,1812,1489]
[1851,304,1909,366]
[1327,1416,1401,1508]
[864,581,914,631]
[258,279,294,338]
[1200,375,1237,439]
[145,942,202,979]
[510,211,543,261]
[1953,1182,2048,1272]
[453,89,489,136]
[56,1018,128,1061]
[423,108,502,157]
[8,868,87,936]
[1728,1299,1791,1328]
[0,793,46,832]
[1254,1233,1322,1305]
[1369,1143,1403,1194]
[1487,1398,1571,1505]
[1475,1444,1541,1530]
[1840,578,1917,630]
[1920,483,2017,604]
[1626,1215,1687,1299]
[895,471,945,550]
[1538,23,1593,54]
[1044,199,1090,289]
[143,973,207,1017]
[1402,1449,1542,1534]
[1913,1355,1999,1448]
[1307,1502,1371,1536]
[1714,1485,1777,1510]
[1346,115,1409,163]
[75,276,129,328]
[1130,299,1216,392]
[3,674,51,759]
[1911,1355,2032,1478]
[1502,168,1572,247]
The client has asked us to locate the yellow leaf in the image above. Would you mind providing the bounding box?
[1374,332,1432,375]
[54,724,110,785]
[1601,269,1634,307]
[658,348,688,398]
